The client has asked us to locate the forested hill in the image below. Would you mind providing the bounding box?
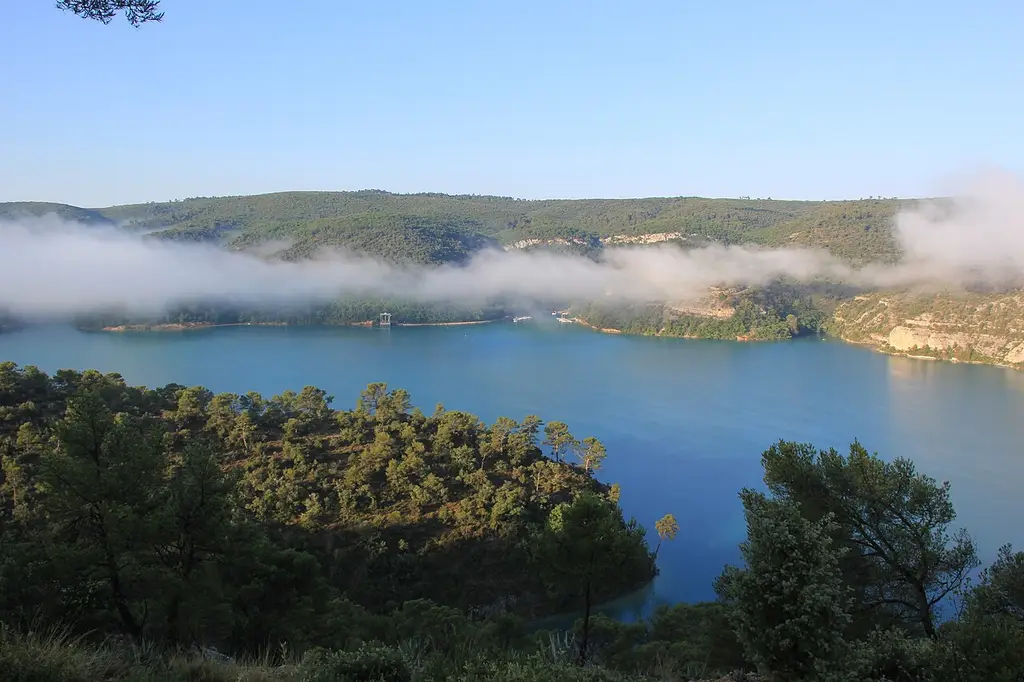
[0,201,115,227]
[0,362,657,641]
[1,191,906,265]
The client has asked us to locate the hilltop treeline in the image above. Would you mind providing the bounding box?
[1,361,1022,680]
[1,192,905,264]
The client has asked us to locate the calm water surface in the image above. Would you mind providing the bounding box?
[3,320,1023,618]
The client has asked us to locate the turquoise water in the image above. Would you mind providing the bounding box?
[2,320,1023,616]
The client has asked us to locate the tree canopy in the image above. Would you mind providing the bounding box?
[0,361,656,654]
[56,0,163,26]
[1,364,1022,680]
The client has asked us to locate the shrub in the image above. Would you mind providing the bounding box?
[846,628,937,681]
[447,654,643,682]
[296,643,410,682]
[931,616,1024,682]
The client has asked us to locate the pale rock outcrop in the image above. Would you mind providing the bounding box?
[1004,343,1024,364]
[505,232,685,250]
[887,326,969,352]
[832,289,1024,368]
[601,232,684,245]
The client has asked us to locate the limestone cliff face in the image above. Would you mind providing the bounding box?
[830,291,1024,368]
[504,232,686,250]
[665,286,739,319]
[600,232,684,246]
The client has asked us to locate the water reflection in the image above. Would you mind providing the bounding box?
[886,354,937,385]
[884,353,1024,566]
[1000,365,1024,392]
[528,581,658,631]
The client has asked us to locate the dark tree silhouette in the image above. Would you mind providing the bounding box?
[56,0,163,27]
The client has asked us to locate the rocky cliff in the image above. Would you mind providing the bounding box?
[665,286,739,319]
[829,290,1024,368]
[504,231,686,251]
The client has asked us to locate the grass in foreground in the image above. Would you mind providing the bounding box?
[0,624,761,682]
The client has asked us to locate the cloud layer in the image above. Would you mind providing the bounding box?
[1,169,1021,319]
[846,168,1024,291]
[0,218,848,317]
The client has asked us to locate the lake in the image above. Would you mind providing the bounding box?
[2,319,1023,619]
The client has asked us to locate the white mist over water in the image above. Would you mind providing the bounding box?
[0,220,850,317]
[2,169,1022,318]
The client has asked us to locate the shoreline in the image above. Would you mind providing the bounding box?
[101,321,290,332]
[394,318,502,327]
[573,317,623,334]
[575,318,1022,370]
[572,316,785,343]
[832,333,1023,371]
[99,317,506,332]
[79,319,1024,372]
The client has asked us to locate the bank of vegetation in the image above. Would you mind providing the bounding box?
[568,282,837,341]
[1,361,1022,680]
[74,299,510,331]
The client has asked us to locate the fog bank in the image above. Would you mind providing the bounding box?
[2,169,1021,318]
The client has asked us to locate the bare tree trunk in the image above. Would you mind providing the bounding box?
[106,550,141,638]
[918,587,936,638]
[577,575,592,666]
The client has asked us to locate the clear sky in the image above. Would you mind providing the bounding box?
[2,0,1022,206]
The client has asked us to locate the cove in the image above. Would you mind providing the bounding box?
[2,320,1023,618]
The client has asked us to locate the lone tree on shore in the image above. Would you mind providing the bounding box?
[56,0,163,27]
[653,513,679,558]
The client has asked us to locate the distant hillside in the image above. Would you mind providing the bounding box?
[0,201,114,226]
[114,192,904,263]
[747,199,905,265]
[2,191,907,265]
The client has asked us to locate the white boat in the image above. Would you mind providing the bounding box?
[512,316,533,323]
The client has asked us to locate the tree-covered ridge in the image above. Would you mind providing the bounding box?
[149,211,502,266]
[747,199,904,265]
[0,362,656,656]
[0,201,115,227]
[1,191,907,264]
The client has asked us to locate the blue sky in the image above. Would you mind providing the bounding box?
[1,0,1021,206]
